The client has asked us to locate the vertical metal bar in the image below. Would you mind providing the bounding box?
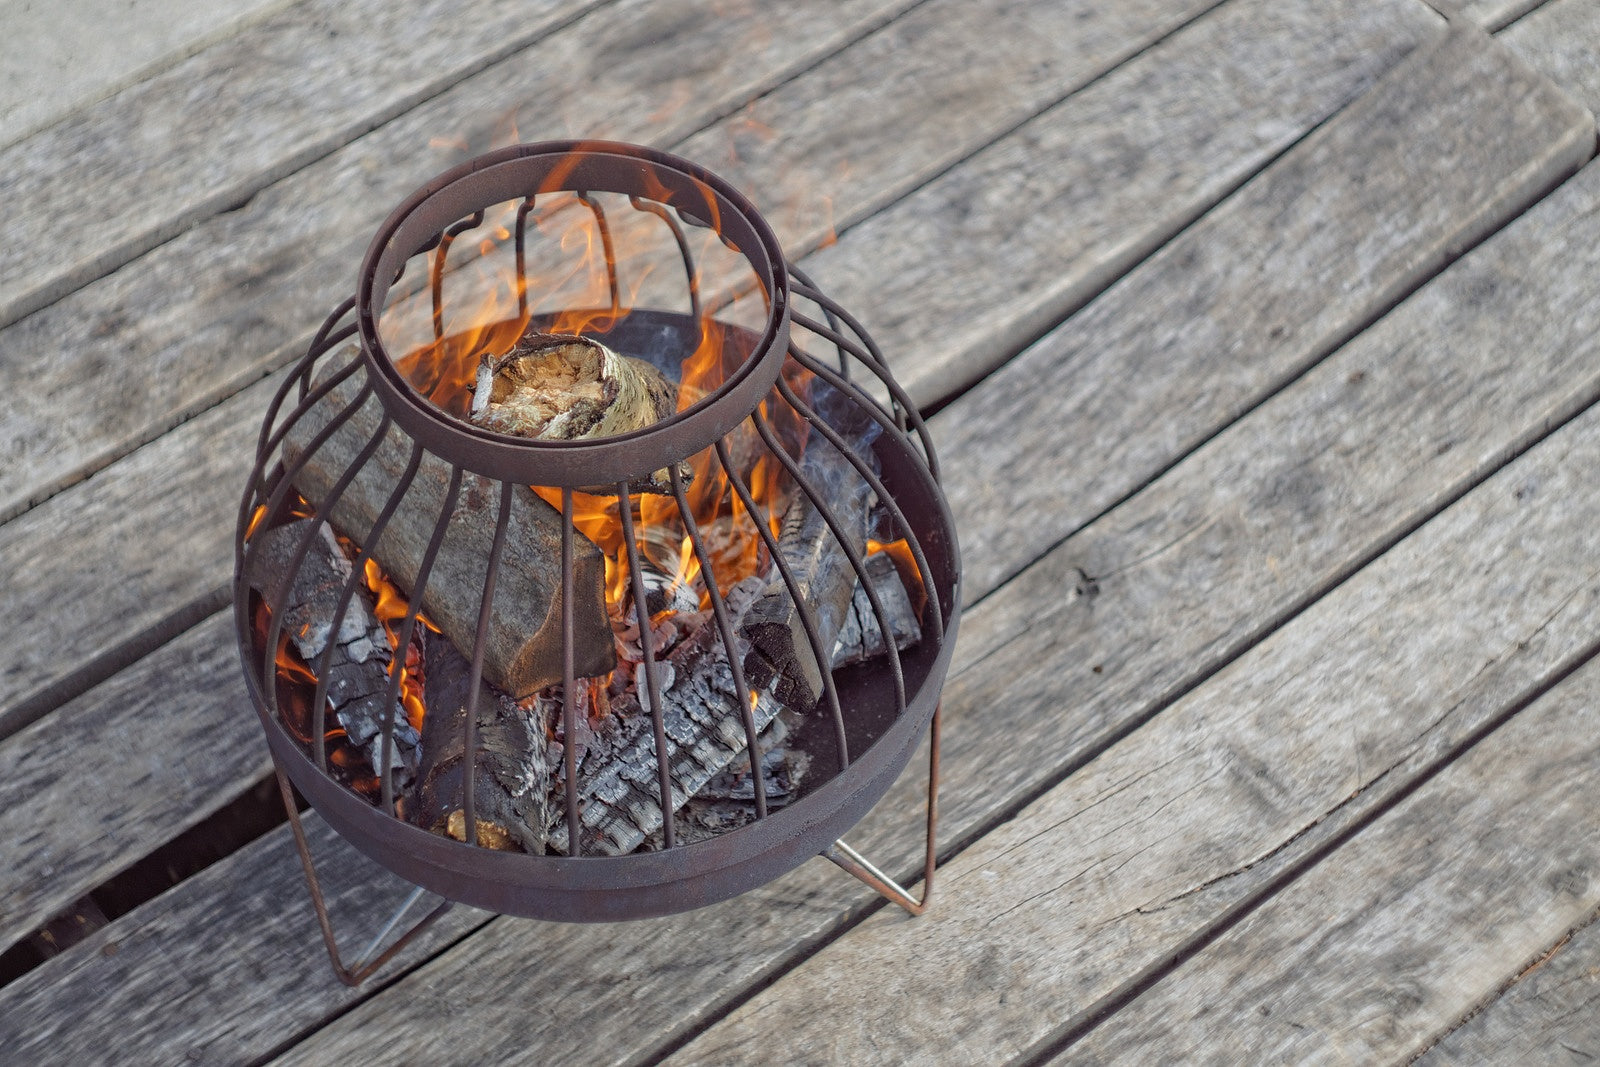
[751,407,905,717]
[576,193,621,319]
[618,485,676,848]
[561,488,581,856]
[776,376,944,642]
[718,436,851,767]
[515,196,535,318]
[460,481,514,848]
[669,462,767,819]
[380,466,464,816]
[431,211,486,341]
[629,195,701,324]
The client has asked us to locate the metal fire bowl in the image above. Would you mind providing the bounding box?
[245,305,961,922]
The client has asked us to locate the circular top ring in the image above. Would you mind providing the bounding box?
[356,140,792,488]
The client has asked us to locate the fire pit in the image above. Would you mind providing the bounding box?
[233,141,960,984]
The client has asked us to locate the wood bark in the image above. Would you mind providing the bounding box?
[830,550,921,669]
[284,364,614,697]
[410,630,550,853]
[243,517,419,782]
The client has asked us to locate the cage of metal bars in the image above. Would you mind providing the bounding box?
[233,141,960,984]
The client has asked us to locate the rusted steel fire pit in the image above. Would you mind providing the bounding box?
[233,141,960,984]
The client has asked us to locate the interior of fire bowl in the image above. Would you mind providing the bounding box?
[239,142,956,918]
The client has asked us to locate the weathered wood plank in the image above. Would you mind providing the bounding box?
[1420,909,1600,1064]
[0,0,1441,728]
[0,614,269,958]
[1500,0,1600,113]
[664,336,1600,1067]
[798,0,1448,413]
[0,0,911,526]
[936,20,1593,602]
[0,0,291,149]
[0,811,492,1065]
[0,0,609,330]
[274,78,1600,1067]
[1059,656,1600,1065]
[0,374,275,728]
[1460,0,1551,31]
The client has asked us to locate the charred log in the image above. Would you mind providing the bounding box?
[244,518,419,782]
[543,577,786,856]
[830,550,922,669]
[409,630,550,853]
[739,406,881,711]
[284,361,614,697]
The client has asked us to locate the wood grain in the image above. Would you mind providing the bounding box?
[0,810,492,1065]
[935,20,1593,602]
[0,0,1455,729]
[1500,0,1600,113]
[0,614,270,958]
[277,68,1600,1067]
[0,0,911,526]
[1059,656,1600,1065]
[0,0,606,330]
[666,348,1600,1067]
[1420,908,1600,1064]
[1459,0,1552,31]
[803,0,1450,412]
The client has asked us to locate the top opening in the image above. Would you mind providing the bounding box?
[357,141,791,488]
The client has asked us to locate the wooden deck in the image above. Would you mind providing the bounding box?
[4,0,1600,1061]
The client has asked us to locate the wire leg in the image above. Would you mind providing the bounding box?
[271,760,453,986]
[822,704,941,916]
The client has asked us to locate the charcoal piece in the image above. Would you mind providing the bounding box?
[284,359,614,697]
[410,630,549,853]
[830,550,922,669]
[244,518,418,783]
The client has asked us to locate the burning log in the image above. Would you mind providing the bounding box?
[285,361,614,697]
[830,550,922,669]
[410,630,550,853]
[544,577,787,856]
[739,406,882,711]
[470,332,686,494]
[244,518,419,781]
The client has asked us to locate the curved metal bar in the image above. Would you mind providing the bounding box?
[258,354,365,490]
[750,406,906,717]
[431,211,487,341]
[460,482,515,847]
[618,486,676,849]
[561,488,581,856]
[380,465,465,816]
[784,264,847,379]
[258,382,375,729]
[575,193,622,320]
[786,339,940,486]
[788,270,889,373]
[514,196,536,317]
[717,436,851,767]
[668,462,767,819]
[296,297,361,400]
[294,408,395,770]
[630,195,702,324]
[310,438,423,770]
[775,376,944,642]
[788,310,938,479]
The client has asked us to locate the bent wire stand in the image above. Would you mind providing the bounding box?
[235,142,959,984]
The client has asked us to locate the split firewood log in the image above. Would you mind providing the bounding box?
[244,518,419,782]
[285,360,615,697]
[409,630,550,853]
